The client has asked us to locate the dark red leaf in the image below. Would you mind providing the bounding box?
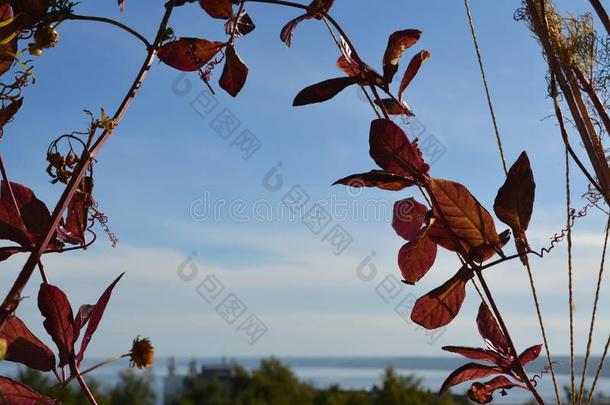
[0,36,17,78]
[73,304,95,333]
[118,0,125,11]
[333,170,415,191]
[519,344,542,366]
[219,45,248,97]
[0,181,51,247]
[477,302,510,355]
[77,273,124,364]
[0,316,55,372]
[224,9,255,38]
[37,283,75,368]
[293,77,357,106]
[373,98,414,116]
[368,118,430,178]
[0,376,53,404]
[382,29,421,83]
[0,97,22,136]
[411,269,471,329]
[280,14,309,48]
[0,246,25,262]
[392,198,428,241]
[468,376,524,404]
[62,192,87,245]
[9,0,49,28]
[199,0,233,19]
[336,55,361,78]
[398,50,431,101]
[158,38,225,72]
[440,363,503,394]
[494,152,535,265]
[430,178,500,262]
[398,228,437,284]
[442,346,501,364]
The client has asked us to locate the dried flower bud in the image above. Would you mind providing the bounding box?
[34,25,60,49]
[129,337,154,369]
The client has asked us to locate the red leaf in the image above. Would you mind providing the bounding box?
[37,283,75,368]
[468,376,524,404]
[518,344,542,366]
[73,304,95,333]
[77,273,124,364]
[9,0,50,29]
[118,0,125,11]
[280,14,309,48]
[392,198,428,241]
[398,228,437,284]
[62,192,87,245]
[382,29,421,83]
[398,50,431,101]
[0,246,25,262]
[293,77,357,106]
[0,181,51,247]
[0,36,17,78]
[411,269,471,329]
[336,55,361,78]
[440,363,503,394]
[198,0,233,19]
[158,38,225,72]
[373,98,414,116]
[368,118,430,178]
[0,376,53,404]
[442,346,501,364]
[429,179,499,261]
[333,170,415,191]
[219,45,248,97]
[0,97,23,135]
[224,9,255,38]
[0,316,55,372]
[477,302,510,355]
[494,152,535,265]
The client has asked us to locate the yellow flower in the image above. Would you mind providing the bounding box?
[129,337,154,369]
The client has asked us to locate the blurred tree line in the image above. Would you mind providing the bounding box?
[17,358,471,405]
[167,358,469,405]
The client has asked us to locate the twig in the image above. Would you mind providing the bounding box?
[65,14,151,48]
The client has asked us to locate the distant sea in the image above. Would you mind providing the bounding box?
[1,356,608,404]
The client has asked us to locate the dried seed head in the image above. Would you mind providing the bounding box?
[129,337,155,369]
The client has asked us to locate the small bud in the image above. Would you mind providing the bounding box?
[28,43,42,57]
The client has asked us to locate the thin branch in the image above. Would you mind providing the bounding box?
[578,218,610,404]
[65,14,151,48]
[586,332,610,405]
[566,140,576,404]
[463,0,508,175]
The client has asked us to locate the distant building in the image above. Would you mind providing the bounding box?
[163,359,236,404]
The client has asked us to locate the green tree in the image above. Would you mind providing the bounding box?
[109,370,156,405]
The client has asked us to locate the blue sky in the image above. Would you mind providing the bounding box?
[2,0,609,365]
